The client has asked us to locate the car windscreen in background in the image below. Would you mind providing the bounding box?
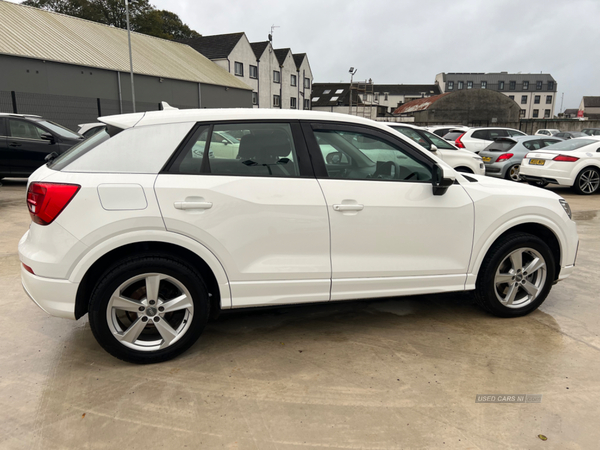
[542,138,598,152]
[48,126,119,171]
[483,140,516,152]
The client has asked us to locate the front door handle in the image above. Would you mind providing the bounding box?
[332,204,364,212]
[174,201,213,210]
[9,142,21,147]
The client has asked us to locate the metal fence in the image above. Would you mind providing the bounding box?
[0,90,185,132]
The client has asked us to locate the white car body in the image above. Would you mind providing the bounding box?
[386,124,484,175]
[451,127,527,153]
[535,129,560,136]
[520,136,600,194]
[77,122,105,138]
[18,109,578,363]
[424,125,470,138]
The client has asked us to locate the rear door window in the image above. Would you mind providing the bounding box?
[488,129,509,140]
[8,119,45,140]
[471,130,489,140]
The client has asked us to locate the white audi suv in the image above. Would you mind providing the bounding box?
[19,109,579,363]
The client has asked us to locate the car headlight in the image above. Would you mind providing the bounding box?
[472,156,483,161]
[559,199,572,219]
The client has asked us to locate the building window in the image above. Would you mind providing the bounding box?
[290,97,297,109]
[311,97,320,102]
[304,78,310,89]
[374,93,379,101]
[447,81,454,90]
[304,99,310,110]
[252,92,258,105]
[457,81,464,90]
[520,109,526,118]
[249,65,257,79]
[498,81,505,90]
[291,74,297,86]
[534,95,540,104]
[521,95,527,104]
[273,71,280,83]
[335,89,343,94]
[509,95,515,100]
[544,109,551,118]
[481,81,487,89]
[548,81,555,90]
[323,90,331,95]
[509,81,516,90]
[330,96,339,102]
[532,109,539,118]
[234,62,243,77]
[273,95,281,107]
[467,81,473,89]
[523,81,529,90]
[536,80,543,90]
[384,92,389,101]
[546,95,552,104]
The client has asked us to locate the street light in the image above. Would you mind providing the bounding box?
[349,67,357,115]
[125,0,136,113]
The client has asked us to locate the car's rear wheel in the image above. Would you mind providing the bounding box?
[475,233,555,317]
[505,164,521,182]
[573,167,600,195]
[89,256,209,364]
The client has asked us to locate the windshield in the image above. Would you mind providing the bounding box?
[542,139,598,152]
[37,120,82,139]
[48,126,121,170]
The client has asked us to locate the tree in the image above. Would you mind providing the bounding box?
[21,0,200,40]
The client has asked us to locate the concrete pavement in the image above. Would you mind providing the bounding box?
[1,178,599,449]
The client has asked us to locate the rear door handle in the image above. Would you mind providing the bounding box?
[9,142,21,147]
[332,204,364,212]
[174,201,213,210]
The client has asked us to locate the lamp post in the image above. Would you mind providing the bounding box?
[125,0,136,113]
[348,67,357,115]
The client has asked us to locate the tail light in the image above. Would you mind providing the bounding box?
[27,182,80,225]
[553,155,579,162]
[496,153,514,162]
[454,133,466,148]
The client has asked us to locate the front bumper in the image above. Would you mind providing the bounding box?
[21,265,78,319]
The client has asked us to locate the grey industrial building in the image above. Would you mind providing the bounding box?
[0,1,252,130]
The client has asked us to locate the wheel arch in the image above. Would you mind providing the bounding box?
[470,221,562,286]
[73,236,231,320]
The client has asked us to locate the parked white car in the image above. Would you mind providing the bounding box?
[535,129,560,136]
[424,125,470,138]
[448,127,527,153]
[520,136,600,194]
[19,109,578,363]
[77,122,106,138]
[387,124,484,175]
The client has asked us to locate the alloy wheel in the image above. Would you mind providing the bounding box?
[494,248,547,309]
[578,169,600,194]
[106,273,194,351]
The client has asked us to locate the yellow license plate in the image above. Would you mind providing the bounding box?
[482,156,491,162]
[529,159,545,166]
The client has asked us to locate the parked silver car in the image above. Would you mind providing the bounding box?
[480,135,562,183]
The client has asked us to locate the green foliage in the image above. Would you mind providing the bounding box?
[21,0,201,40]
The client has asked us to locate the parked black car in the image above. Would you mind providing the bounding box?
[553,131,588,140]
[0,113,83,179]
[582,128,600,136]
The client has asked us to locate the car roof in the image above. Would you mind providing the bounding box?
[100,108,395,131]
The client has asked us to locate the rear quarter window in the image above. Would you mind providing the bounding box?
[61,122,194,173]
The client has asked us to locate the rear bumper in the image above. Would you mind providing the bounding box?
[21,266,78,320]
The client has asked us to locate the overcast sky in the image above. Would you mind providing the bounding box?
[151,0,599,111]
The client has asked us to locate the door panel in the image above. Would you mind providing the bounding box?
[6,119,56,176]
[156,121,331,308]
[306,123,474,300]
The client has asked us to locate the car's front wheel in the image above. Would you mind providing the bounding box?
[573,167,600,195]
[89,256,209,364]
[475,233,555,317]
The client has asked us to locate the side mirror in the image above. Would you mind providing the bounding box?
[326,151,347,164]
[40,133,55,144]
[429,144,439,153]
[432,164,455,196]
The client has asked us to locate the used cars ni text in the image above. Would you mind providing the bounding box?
[19,109,578,363]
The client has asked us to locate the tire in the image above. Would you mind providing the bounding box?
[573,167,600,195]
[527,180,549,188]
[88,256,209,364]
[505,164,521,182]
[455,167,473,174]
[475,233,555,318]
